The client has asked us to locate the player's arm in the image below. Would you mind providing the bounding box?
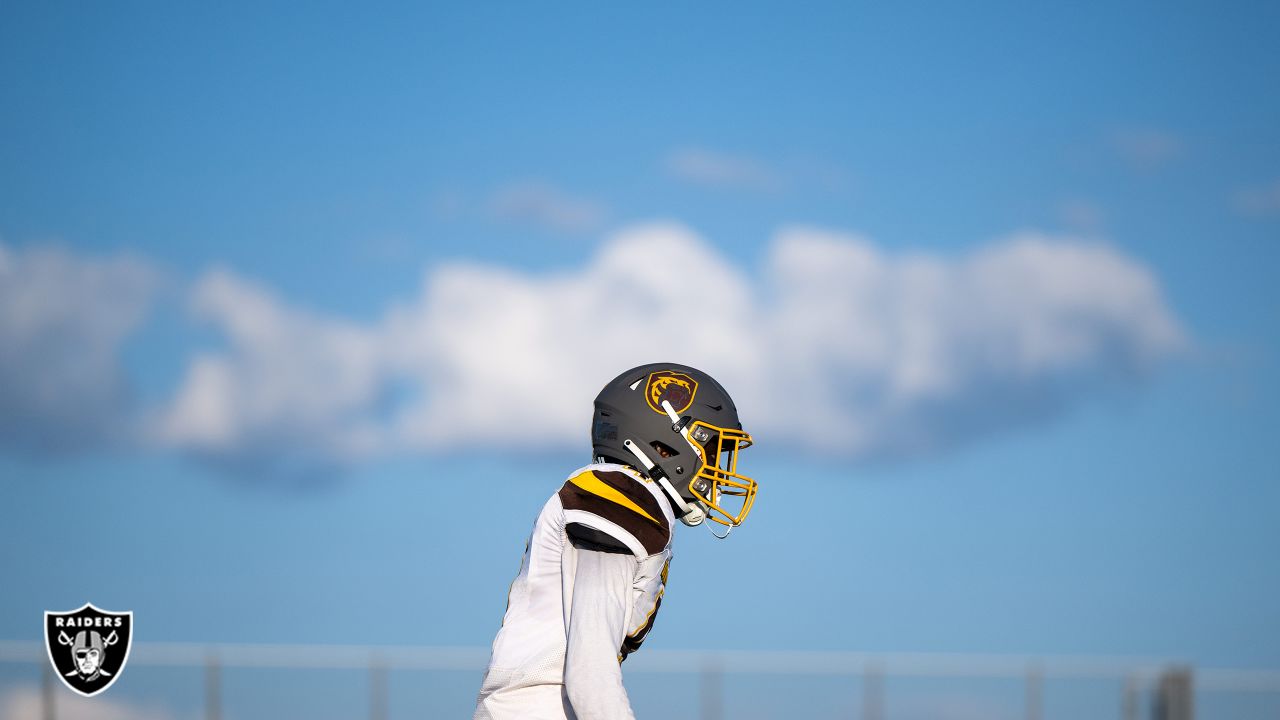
[564,546,637,720]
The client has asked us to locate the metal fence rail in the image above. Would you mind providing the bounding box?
[4,641,1280,719]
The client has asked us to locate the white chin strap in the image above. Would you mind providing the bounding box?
[622,438,706,527]
[659,400,700,454]
[659,399,729,535]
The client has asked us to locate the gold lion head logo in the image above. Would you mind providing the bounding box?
[645,371,698,415]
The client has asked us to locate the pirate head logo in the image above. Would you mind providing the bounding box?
[44,603,132,697]
[645,371,698,415]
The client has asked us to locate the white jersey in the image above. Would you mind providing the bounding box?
[475,463,675,720]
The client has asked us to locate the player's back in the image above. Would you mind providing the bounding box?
[475,463,674,720]
[475,491,573,718]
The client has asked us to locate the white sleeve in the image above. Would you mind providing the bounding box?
[564,549,638,720]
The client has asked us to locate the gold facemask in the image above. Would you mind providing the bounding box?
[684,420,756,527]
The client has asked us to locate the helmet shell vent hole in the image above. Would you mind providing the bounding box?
[649,441,680,459]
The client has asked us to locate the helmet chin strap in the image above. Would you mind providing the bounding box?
[622,438,706,527]
[660,400,700,454]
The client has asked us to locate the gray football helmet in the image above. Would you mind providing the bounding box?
[592,363,756,533]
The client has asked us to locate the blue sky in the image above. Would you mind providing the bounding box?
[2,2,1279,718]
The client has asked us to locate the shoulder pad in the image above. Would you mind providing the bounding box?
[565,522,633,554]
[559,469,671,557]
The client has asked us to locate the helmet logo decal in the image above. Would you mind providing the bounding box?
[645,371,698,415]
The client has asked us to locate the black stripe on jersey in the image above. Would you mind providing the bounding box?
[566,523,632,554]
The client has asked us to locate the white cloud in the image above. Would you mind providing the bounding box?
[1233,180,1280,216]
[0,685,177,720]
[156,268,386,473]
[0,242,159,453]
[664,147,780,191]
[489,181,607,233]
[762,228,1183,454]
[155,223,1184,469]
[383,223,761,450]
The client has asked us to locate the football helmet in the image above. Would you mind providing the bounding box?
[592,363,756,535]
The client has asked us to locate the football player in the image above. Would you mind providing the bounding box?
[474,363,757,720]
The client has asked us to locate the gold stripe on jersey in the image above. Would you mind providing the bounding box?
[568,472,662,526]
[560,469,671,555]
[628,587,664,638]
[621,590,664,661]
